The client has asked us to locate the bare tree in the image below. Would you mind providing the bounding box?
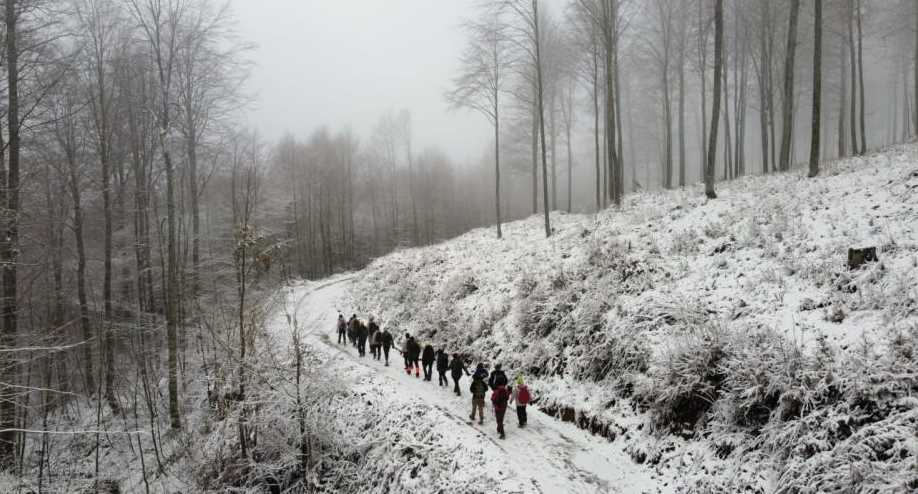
[809,0,822,177]
[705,0,723,199]
[0,0,22,462]
[778,0,801,172]
[448,12,508,238]
[127,0,186,430]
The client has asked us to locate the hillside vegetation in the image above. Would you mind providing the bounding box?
[354,145,918,492]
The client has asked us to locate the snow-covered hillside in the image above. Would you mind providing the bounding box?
[352,145,918,492]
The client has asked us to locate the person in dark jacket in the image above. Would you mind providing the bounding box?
[347,314,357,346]
[380,329,393,366]
[488,363,508,391]
[510,375,532,428]
[469,374,488,424]
[491,383,511,439]
[449,354,470,396]
[368,317,380,359]
[435,349,450,386]
[421,343,436,381]
[356,320,368,357]
[402,334,420,377]
[407,336,421,378]
[472,363,488,382]
[336,313,346,344]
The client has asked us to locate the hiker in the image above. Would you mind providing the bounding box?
[347,314,357,346]
[491,381,511,439]
[510,375,532,428]
[336,313,346,344]
[435,349,450,387]
[380,328,393,366]
[488,363,508,391]
[401,333,411,371]
[368,317,380,359]
[449,353,470,396]
[472,362,488,382]
[469,370,488,424]
[407,336,421,378]
[421,343,436,381]
[403,334,420,377]
[356,319,368,357]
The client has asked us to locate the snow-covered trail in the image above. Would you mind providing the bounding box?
[270,276,670,494]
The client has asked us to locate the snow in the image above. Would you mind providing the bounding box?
[272,275,673,493]
[6,145,915,493]
[345,144,918,492]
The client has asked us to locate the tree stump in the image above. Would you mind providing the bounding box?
[847,247,877,270]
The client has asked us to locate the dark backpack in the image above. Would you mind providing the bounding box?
[492,386,510,408]
[489,370,508,390]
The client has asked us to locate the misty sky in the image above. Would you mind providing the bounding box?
[232,0,492,164]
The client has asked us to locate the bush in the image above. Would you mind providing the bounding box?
[640,324,729,435]
[574,322,651,384]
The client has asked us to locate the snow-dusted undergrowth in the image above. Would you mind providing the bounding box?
[354,145,918,492]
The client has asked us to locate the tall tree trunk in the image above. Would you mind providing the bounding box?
[534,0,551,236]
[614,36,624,198]
[531,97,538,214]
[678,35,686,187]
[494,84,502,238]
[66,145,96,398]
[565,108,573,213]
[838,38,848,158]
[856,0,866,154]
[914,0,918,135]
[705,0,723,199]
[162,127,181,430]
[848,0,858,154]
[604,0,621,206]
[698,0,708,179]
[779,0,801,172]
[187,127,200,297]
[0,0,20,463]
[593,42,601,209]
[809,0,822,177]
[723,48,733,180]
[661,46,672,189]
[549,93,557,209]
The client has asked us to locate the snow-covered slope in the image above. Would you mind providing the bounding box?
[276,277,671,493]
[351,145,918,492]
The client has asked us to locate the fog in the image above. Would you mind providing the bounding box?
[233,0,490,163]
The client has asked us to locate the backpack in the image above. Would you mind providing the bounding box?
[517,385,531,405]
[489,370,508,389]
[492,386,509,408]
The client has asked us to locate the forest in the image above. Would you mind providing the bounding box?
[0,0,916,492]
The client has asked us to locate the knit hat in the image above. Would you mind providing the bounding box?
[515,375,524,386]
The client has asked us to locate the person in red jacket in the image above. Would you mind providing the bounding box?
[510,375,531,428]
[491,383,511,439]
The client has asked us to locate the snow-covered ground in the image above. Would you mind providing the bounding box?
[272,276,674,493]
[345,144,918,492]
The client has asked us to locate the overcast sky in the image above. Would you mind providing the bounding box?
[231,0,491,164]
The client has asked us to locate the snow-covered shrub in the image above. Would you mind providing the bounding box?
[518,274,576,338]
[772,407,918,494]
[442,273,478,300]
[631,293,710,332]
[638,324,729,434]
[718,327,838,433]
[669,228,700,256]
[573,322,651,386]
[716,327,793,429]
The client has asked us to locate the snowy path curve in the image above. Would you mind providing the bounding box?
[272,276,666,494]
